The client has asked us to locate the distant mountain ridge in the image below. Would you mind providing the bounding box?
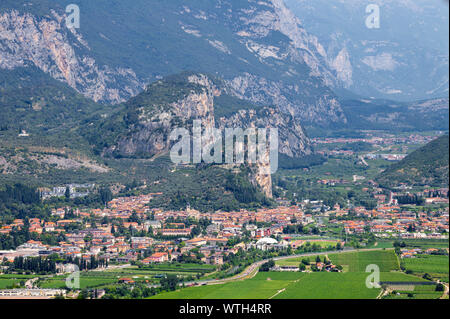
[0,0,348,126]
[285,0,449,101]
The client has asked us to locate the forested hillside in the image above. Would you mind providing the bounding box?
[376,135,449,188]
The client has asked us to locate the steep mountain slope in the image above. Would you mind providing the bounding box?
[0,66,109,135]
[0,0,347,125]
[376,135,449,188]
[0,4,144,103]
[285,0,449,101]
[1,68,310,199]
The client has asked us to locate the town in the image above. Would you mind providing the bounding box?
[0,183,448,299]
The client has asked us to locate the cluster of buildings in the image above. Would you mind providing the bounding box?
[312,134,440,148]
[364,153,407,161]
[312,134,442,160]
[0,195,315,269]
[1,184,448,275]
[400,248,447,259]
[39,184,96,200]
[329,205,449,238]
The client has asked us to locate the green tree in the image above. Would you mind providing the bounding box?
[65,187,71,199]
[99,187,113,205]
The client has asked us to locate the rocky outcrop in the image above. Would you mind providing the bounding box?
[104,73,312,198]
[218,107,311,158]
[0,9,144,103]
[237,0,333,82]
[217,104,312,198]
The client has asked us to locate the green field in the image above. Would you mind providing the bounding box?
[38,275,118,289]
[401,239,449,249]
[383,284,442,299]
[402,254,449,282]
[379,272,428,282]
[151,272,382,299]
[403,255,449,274]
[150,250,430,299]
[274,273,380,299]
[328,250,400,272]
[35,263,216,290]
[275,255,322,267]
[132,263,216,274]
[151,271,428,299]
[152,272,304,299]
[0,279,20,289]
[371,241,395,249]
[300,241,341,248]
[0,274,36,289]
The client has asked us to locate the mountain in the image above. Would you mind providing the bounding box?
[81,72,314,197]
[0,0,348,126]
[0,66,109,136]
[284,0,449,101]
[0,68,312,202]
[85,72,311,158]
[376,135,449,188]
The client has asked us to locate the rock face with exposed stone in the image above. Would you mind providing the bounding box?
[102,73,312,198]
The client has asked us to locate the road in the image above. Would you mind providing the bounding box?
[439,281,449,299]
[24,277,39,289]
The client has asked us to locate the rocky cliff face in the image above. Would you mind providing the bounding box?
[107,74,217,157]
[0,9,144,103]
[236,0,335,84]
[103,73,312,198]
[218,106,312,158]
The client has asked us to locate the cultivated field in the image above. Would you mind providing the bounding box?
[0,274,36,289]
[402,255,449,274]
[36,263,216,289]
[328,250,400,272]
[151,250,433,299]
[402,255,449,282]
[151,270,428,299]
[383,284,442,299]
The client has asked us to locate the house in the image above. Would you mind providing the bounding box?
[160,228,192,237]
[185,238,207,247]
[206,253,223,265]
[131,237,153,249]
[44,222,56,232]
[118,278,135,284]
[143,252,169,264]
[255,237,278,251]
